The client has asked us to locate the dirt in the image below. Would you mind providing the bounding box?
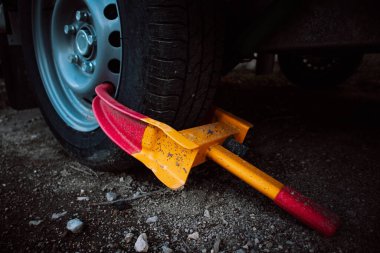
[1,56,380,253]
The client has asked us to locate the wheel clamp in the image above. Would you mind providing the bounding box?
[93,83,340,236]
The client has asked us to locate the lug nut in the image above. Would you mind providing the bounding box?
[87,35,96,46]
[76,11,89,22]
[81,62,94,74]
[64,24,76,35]
[68,54,80,64]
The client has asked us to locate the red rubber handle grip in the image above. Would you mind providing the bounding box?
[274,186,340,236]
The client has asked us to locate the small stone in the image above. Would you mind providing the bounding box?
[125,176,133,185]
[162,245,173,253]
[124,232,134,244]
[254,238,259,245]
[235,249,245,253]
[77,196,89,201]
[29,220,43,226]
[51,211,67,220]
[119,177,125,182]
[134,233,149,252]
[243,241,253,249]
[187,232,199,240]
[66,218,84,233]
[2,184,6,187]
[265,242,273,248]
[204,209,211,218]
[201,249,207,253]
[106,192,118,202]
[213,235,221,253]
[221,217,228,225]
[60,169,70,177]
[146,216,158,224]
[286,240,294,245]
[80,189,85,195]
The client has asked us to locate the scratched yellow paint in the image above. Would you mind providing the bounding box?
[132,108,256,191]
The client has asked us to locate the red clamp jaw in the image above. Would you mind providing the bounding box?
[93,83,340,237]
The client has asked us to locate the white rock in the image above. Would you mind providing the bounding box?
[254,238,259,245]
[29,220,43,226]
[106,192,118,202]
[204,209,211,218]
[146,216,158,224]
[51,211,67,220]
[124,232,134,244]
[161,245,173,253]
[134,233,149,252]
[66,218,84,233]
[77,196,89,201]
[187,232,199,240]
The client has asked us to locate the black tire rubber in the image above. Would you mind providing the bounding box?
[18,0,224,170]
[278,53,363,88]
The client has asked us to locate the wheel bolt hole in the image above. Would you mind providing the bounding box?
[104,4,118,20]
[109,31,121,47]
[108,59,121,74]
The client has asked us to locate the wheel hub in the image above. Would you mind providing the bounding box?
[75,28,95,57]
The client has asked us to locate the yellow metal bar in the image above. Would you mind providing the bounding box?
[207,145,284,200]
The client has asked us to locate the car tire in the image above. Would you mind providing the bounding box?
[19,0,224,170]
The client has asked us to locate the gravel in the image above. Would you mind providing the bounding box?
[1,56,380,252]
